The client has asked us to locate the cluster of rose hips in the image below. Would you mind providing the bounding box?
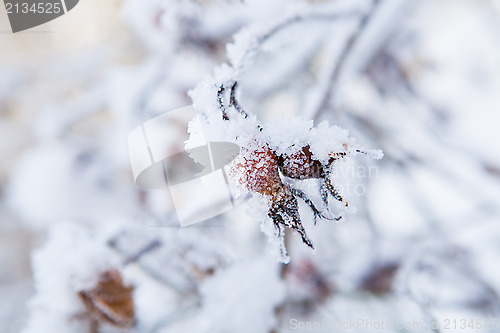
[219,83,350,250]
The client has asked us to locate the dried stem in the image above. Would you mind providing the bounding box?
[311,0,383,121]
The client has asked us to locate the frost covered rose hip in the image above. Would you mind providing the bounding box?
[278,145,324,180]
[234,142,282,196]
[79,269,135,329]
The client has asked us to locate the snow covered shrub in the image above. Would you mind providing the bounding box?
[187,3,383,262]
[188,86,382,262]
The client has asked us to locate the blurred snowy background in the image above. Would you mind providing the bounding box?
[1,0,500,332]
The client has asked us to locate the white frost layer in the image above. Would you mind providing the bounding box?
[196,255,286,333]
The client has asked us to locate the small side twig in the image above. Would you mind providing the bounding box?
[229,82,248,118]
[217,85,229,120]
[123,239,162,266]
